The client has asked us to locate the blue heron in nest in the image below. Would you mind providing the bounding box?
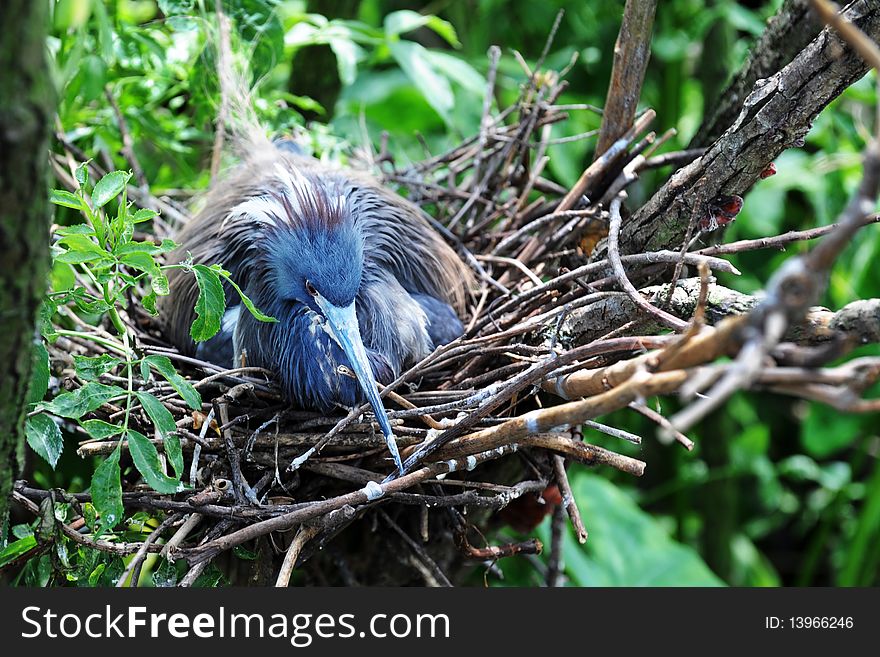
[161,139,473,474]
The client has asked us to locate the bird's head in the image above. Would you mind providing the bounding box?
[233,164,403,472]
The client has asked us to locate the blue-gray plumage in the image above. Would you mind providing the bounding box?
[161,141,473,474]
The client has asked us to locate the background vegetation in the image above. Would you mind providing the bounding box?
[6,0,880,586]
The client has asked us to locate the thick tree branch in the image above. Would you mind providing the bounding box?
[594,0,658,157]
[691,0,822,147]
[620,0,880,257]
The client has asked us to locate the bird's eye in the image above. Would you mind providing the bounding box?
[305,280,318,297]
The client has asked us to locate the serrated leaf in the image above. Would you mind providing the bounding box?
[56,234,111,265]
[190,264,226,342]
[73,354,122,381]
[116,239,176,256]
[134,391,183,478]
[81,419,124,440]
[217,268,276,323]
[27,342,50,404]
[152,272,170,296]
[126,429,184,494]
[25,414,64,469]
[72,296,111,315]
[119,250,159,275]
[50,189,85,210]
[131,208,159,224]
[39,382,125,419]
[144,355,202,410]
[141,290,158,315]
[114,192,134,246]
[91,171,131,208]
[55,250,106,265]
[55,224,95,237]
[0,536,38,569]
[38,299,57,339]
[91,445,124,535]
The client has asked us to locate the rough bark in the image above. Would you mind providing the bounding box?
[619,0,880,257]
[0,1,53,523]
[594,0,657,157]
[691,0,823,147]
[553,277,880,350]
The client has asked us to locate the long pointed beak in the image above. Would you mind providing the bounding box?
[316,298,403,474]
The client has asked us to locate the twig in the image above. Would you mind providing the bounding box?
[275,524,321,587]
[552,456,587,543]
[607,194,688,330]
[118,514,180,587]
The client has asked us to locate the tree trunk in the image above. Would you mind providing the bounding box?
[0,0,53,525]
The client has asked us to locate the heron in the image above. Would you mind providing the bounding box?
[160,139,473,475]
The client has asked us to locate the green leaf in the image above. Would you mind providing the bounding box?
[801,402,864,458]
[50,189,85,210]
[88,563,106,587]
[56,234,111,264]
[116,239,177,256]
[27,342,50,404]
[388,41,453,124]
[75,161,91,188]
[37,299,57,339]
[384,10,460,48]
[91,171,131,208]
[73,354,122,381]
[144,355,202,410]
[152,272,170,296]
[25,414,64,469]
[232,545,258,560]
[190,264,227,342]
[422,15,460,48]
[158,0,194,16]
[71,295,111,315]
[141,290,158,315]
[329,38,360,86]
[151,558,179,587]
[39,382,125,419]
[82,503,98,531]
[55,224,95,237]
[424,50,485,95]
[134,391,183,478]
[131,208,160,224]
[119,251,160,281]
[552,472,724,586]
[126,429,184,494]
[81,419,124,440]
[91,445,124,535]
[216,267,276,323]
[0,536,38,569]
